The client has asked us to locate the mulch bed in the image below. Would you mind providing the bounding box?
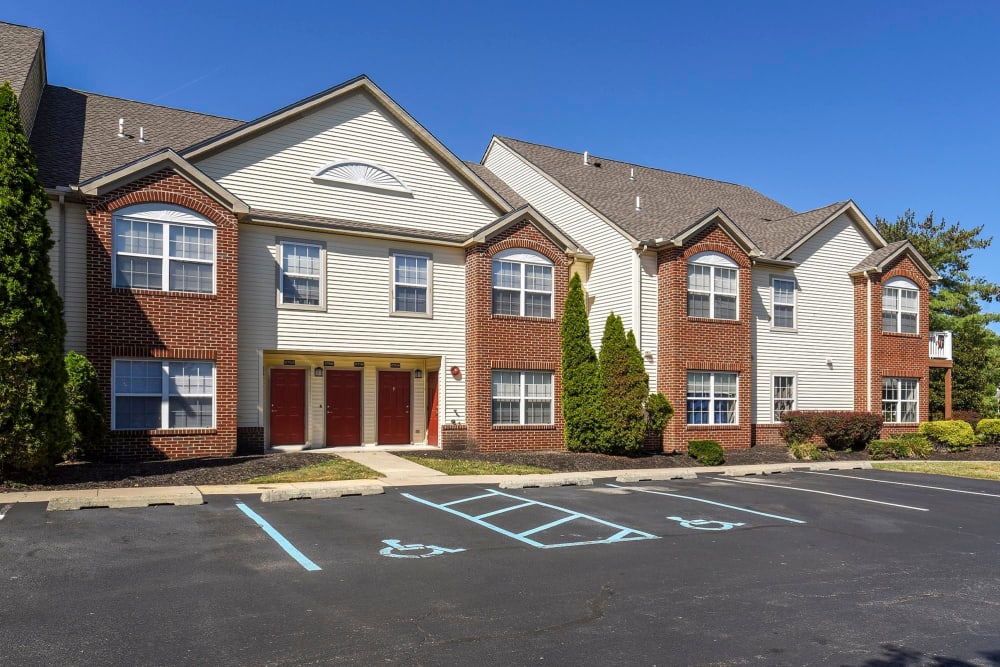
[3,445,999,492]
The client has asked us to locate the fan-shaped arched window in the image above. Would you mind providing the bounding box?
[311,160,410,193]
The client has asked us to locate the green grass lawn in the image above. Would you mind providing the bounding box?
[248,457,383,484]
[872,461,1000,482]
[400,456,552,476]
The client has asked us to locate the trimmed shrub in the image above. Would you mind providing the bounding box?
[646,392,673,434]
[920,420,977,452]
[64,352,106,461]
[688,440,725,466]
[897,433,933,458]
[867,439,896,461]
[561,273,605,452]
[867,437,927,460]
[976,418,1000,444]
[788,441,824,461]
[598,314,647,454]
[781,411,883,451]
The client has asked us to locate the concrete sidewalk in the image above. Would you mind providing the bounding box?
[0,455,874,508]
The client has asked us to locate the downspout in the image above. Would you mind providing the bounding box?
[865,270,872,412]
[632,249,643,348]
[58,193,66,298]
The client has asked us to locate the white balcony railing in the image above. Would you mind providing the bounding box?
[930,330,953,361]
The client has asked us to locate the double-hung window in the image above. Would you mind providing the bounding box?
[773,375,795,422]
[113,204,215,294]
[113,360,215,430]
[687,252,738,320]
[882,377,918,423]
[278,240,324,308]
[687,371,738,425]
[492,249,553,318]
[392,252,430,315]
[882,277,919,334]
[491,370,553,425]
[771,277,796,329]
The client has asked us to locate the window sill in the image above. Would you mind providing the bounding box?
[686,316,742,325]
[491,424,557,431]
[277,303,327,312]
[882,331,921,339]
[685,424,741,429]
[491,314,555,323]
[114,288,218,300]
[112,428,218,436]
[390,311,433,320]
[770,327,797,333]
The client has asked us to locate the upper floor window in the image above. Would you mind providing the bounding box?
[278,240,324,309]
[688,252,738,320]
[392,252,431,316]
[113,204,215,294]
[492,248,553,318]
[882,277,919,334]
[771,277,796,329]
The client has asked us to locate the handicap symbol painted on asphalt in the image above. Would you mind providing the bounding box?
[666,516,745,531]
[379,539,466,559]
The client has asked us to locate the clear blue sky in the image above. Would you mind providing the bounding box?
[8,1,1000,319]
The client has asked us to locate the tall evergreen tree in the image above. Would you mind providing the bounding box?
[599,314,647,453]
[560,273,604,451]
[876,210,1000,414]
[0,82,68,474]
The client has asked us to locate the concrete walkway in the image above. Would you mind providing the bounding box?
[335,450,447,478]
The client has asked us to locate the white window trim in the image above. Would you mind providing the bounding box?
[491,370,554,426]
[770,276,797,330]
[686,371,739,426]
[311,159,411,194]
[492,248,554,319]
[111,359,216,431]
[276,238,327,311]
[111,204,217,295]
[882,277,920,334]
[772,374,797,423]
[882,377,919,424]
[687,251,739,321]
[389,250,433,318]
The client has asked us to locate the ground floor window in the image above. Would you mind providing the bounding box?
[687,371,738,425]
[773,375,795,422]
[882,377,918,423]
[492,370,553,425]
[113,360,215,430]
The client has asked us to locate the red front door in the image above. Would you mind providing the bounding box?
[270,369,306,445]
[378,371,411,444]
[326,370,362,446]
[426,371,439,446]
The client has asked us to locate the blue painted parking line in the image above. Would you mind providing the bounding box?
[606,484,806,524]
[235,503,322,571]
[403,489,658,549]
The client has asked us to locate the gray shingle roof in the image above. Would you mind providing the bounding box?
[743,201,848,258]
[0,21,42,97]
[464,161,527,209]
[496,137,802,249]
[249,209,470,244]
[29,85,243,188]
[851,240,910,273]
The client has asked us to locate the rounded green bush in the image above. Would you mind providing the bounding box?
[976,418,1000,444]
[919,420,977,452]
[688,440,725,466]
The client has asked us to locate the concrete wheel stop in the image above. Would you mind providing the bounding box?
[47,487,204,511]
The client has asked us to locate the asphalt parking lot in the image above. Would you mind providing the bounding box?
[2,470,1000,666]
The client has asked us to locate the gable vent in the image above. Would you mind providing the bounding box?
[312,160,410,193]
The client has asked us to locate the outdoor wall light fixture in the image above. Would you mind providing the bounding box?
[414,370,423,378]
[314,367,323,377]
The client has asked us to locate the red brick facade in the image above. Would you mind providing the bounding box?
[464,218,570,452]
[657,225,754,451]
[853,254,931,437]
[85,169,239,460]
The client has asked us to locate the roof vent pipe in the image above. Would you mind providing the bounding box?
[117,118,125,138]
[583,151,589,166]
[138,127,148,143]
[629,167,635,181]
[635,195,642,212]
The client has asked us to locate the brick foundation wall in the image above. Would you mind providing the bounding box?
[853,255,930,438]
[751,423,786,446]
[465,219,569,452]
[658,225,754,452]
[86,169,239,461]
[237,427,266,454]
[441,423,469,450]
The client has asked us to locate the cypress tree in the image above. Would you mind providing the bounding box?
[65,351,107,461]
[599,314,647,453]
[561,273,604,451]
[0,82,68,474]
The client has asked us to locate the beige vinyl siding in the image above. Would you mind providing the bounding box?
[484,141,636,351]
[640,251,659,392]
[46,202,87,354]
[196,91,499,236]
[238,223,465,440]
[752,213,874,422]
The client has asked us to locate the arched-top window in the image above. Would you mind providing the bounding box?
[112,204,215,294]
[883,276,919,334]
[687,251,738,320]
[492,248,553,318]
[311,160,410,193]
